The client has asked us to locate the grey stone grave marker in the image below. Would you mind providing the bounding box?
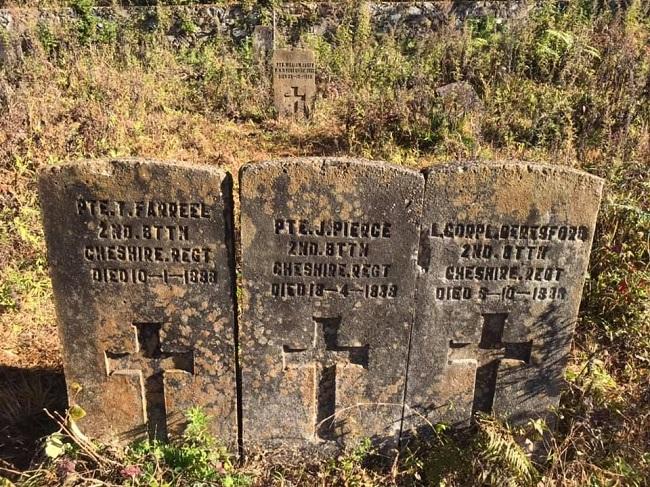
[252,25,273,65]
[272,48,316,119]
[240,158,423,454]
[39,159,238,445]
[404,161,603,435]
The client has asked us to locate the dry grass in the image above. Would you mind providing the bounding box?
[0,1,648,485]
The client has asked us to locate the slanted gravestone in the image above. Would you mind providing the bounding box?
[39,159,238,445]
[252,25,273,65]
[272,48,316,119]
[404,161,604,435]
[436,81,483,114]
[240,158,423,454]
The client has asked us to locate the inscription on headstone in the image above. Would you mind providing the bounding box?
[404,161,603,434]
[39,159,238,444]
[272,49,316,119]
[240,158,423,453]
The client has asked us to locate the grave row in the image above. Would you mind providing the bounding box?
[39,157,603,455]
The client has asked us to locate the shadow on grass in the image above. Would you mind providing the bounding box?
[0,366,67,471]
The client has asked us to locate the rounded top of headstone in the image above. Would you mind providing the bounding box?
[272,48,315,57]
[39,158,228,179]
[38,159,231,205]
[240,156,422,181]
[421,159,604,227]
[423,159,604,188]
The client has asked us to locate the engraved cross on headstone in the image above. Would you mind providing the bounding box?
[448,313,532,415]
[105,322,194,441]
[283,316,369,440]
[284,86,307,116]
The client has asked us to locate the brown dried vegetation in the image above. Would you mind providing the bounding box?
[0,1,648,485]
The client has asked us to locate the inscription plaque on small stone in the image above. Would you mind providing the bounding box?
[272,48,316,119]
[404,161,604,434]
[240,158,423,453]
[39,159,238,445]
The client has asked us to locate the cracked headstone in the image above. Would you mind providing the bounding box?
[240,157,423,455]
[39,159,238,445]
[272,48,316,119]
[404,161,603,436]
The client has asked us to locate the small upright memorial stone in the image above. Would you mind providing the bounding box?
[272,48,316,119]
[252,25,273,65]
[240,158,423,454]
[404,161,603,435]
[39,159,238,445]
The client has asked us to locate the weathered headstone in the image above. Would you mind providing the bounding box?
[404,161,604,435]
[436,81,483,114]
[436,81,484,136]
[272,48,316,119]
[252,25,273,65]
[39,159,238,445]
[240,158,423,454]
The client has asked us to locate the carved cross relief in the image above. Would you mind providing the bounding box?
[105,322,194,441]
[447,313,532,415]
[284,86,307,116]
[283,316,369,440]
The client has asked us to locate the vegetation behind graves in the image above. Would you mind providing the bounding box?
[0,1,648,485]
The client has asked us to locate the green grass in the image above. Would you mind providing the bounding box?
[0,0,648,485]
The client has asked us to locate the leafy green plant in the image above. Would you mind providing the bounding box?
[0,1,649,485]
[125,408,250,486]
[473,415,539,486]
[36,23,60,58]
[177,12,199,36]
[322,437,378,485]
[70,0,118,45]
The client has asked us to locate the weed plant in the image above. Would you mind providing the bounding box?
[0,0,648,485]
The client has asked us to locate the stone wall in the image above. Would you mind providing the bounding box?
[1,2,530,64]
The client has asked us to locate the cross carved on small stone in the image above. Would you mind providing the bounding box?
[447,313,532,414]
[105,323,194,441]
[283,316,369,440]
[284,86,307,116]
